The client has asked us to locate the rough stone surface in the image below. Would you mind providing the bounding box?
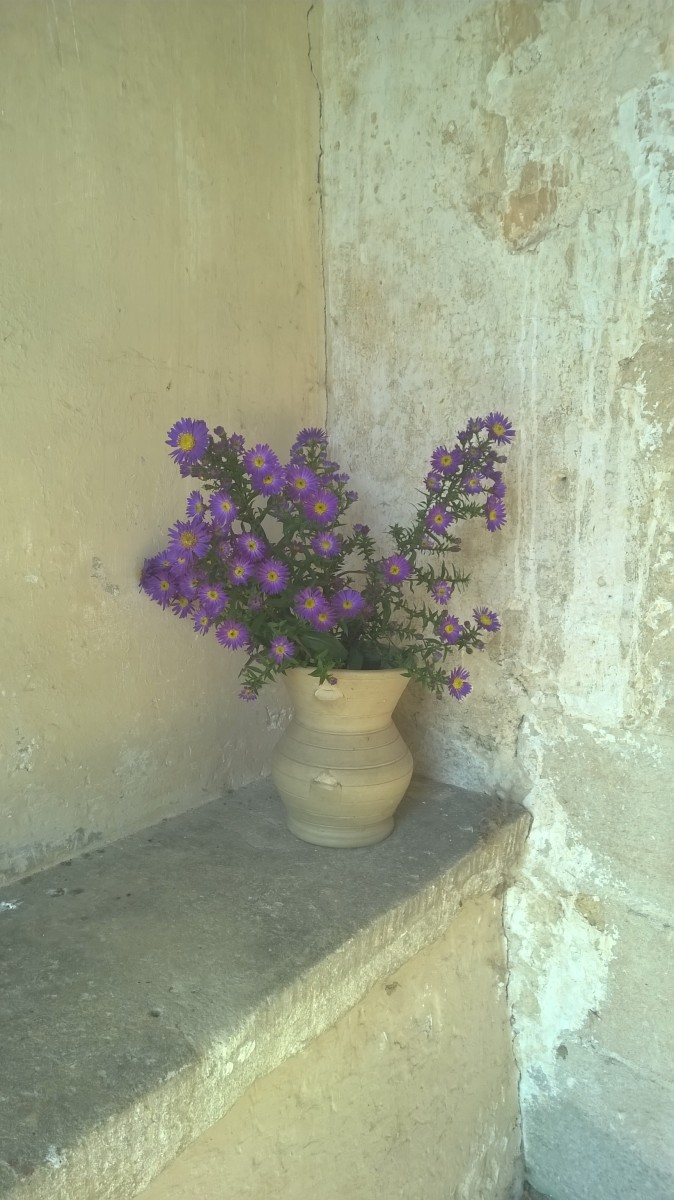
[318,2,673,1197]
[138,893,521,1200]
[0,0,324,885]
[0,776,529,1199]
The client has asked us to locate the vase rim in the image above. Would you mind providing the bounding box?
[284,666,410,678]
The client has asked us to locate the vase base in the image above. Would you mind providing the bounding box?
[285,813,395,848]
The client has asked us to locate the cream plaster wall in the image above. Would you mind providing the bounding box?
[0,0,324,883]
[138,894,521,1200]
[319,3,673,1198]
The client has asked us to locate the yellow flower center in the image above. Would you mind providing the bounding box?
[343,600,353,609]
[227,628,239,639]
[180,531,198,548]
[304,598,317,610]
[177,597,188,608]
[159,580,170,591]
[441,455,451,466]
[178,432,196,451]
[207,590,218,601]
[489,508,497,520]
[253,455,265,468]
[262,474,273,485]
[390,565,400,575]
[268,570,279,582]
[433,513,444,525]
[315,501,328,515]
[296,478,308,489]
[479,614,491,625]
[444,623,455,636]
[493,423,505,437]
[451,677,463,690]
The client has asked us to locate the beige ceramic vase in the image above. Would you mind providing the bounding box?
[271,667,414,848]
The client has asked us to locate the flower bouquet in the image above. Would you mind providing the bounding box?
[140,414,515,703]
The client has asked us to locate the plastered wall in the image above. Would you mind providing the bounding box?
[138,894,521,1200]
[0,0,324,883]
[319,3,673,1198]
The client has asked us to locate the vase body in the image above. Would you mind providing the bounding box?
[271,668,414,847]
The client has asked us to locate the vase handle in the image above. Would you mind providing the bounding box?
[313,681,344,703]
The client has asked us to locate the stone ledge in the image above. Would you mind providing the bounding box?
[0,776,530,1200]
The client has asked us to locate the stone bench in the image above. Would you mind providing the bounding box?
[0,777,530,1199]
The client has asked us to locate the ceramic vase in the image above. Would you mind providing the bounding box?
[271,668,414,847]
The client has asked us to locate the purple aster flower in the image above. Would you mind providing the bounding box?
[303,489,339,526]
[465,417,486,436]
[485,412,516,445]
[229,433,245,452]
[216,620,250,650]
[463,473,484,495]
[235,532,267,562]
[488,477,507,499]
[144,570,175,608]
[214,536,234,561]
[380,554,413,585]
[256,466,286,496]
[420,535,436,550]
[193,611,213,636]
[179,570,203,598]
[345,489,359,503]
[426,504,455,533]
[257,559,290,595]
[243,443,280,476]
[186,490,206,518]
[353,523,370,536]
[294,587,328,621]
[431,446,463,475]
[431,579,455,604]
[167,517,210,561]
[285,463,319,499]
[291,427,328,452]
[473,607,501,632]
[269,636,295,663]
[311,531,342,558]
[247,590,265,612]
[166,418,209,466]
[309,605,337,631]
[168,550,191,574]
[210,491,238,526]
[425,472,444,492]
[228,557,255,586]
[198,583,228,616]
[485,497,507,531]
[436,612,463,645]
[238,685,258,701]
[447,666,472,700]
[170,594,194,619]
[333,588,365,619]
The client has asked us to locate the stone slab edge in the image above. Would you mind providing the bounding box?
[6,813,529,1200]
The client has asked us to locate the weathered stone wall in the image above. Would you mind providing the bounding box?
[319,2,673,1197]
[0,0,323,883]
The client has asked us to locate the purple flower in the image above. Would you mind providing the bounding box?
[247,590,265,612]
[485,497,507,531]
[168,550,191,574]
[244,443,280,476]
[238,686,258,701]
[303,489,339,526]
[229,433,245,452]
[292,427,328,452]
[425,472,443,492]
[294,587,328,621]
[463,473,484,495]
[257,466,286,496]
[167,517,210,561]
[431,579,455,604]
[170,594,194,619]
[465,417,486,436]
[198,583,228,616]
[345,490,359,503]
[193,611,213,636]
[447,666,472,700]
[179,570,203,598]
[309,605,337,631]
[436,612,463,645]
[333,588,365,619]
[311,531,342,558]
[210,492,238,526]
[353,523,370,536]
[236,532,267,562]
[426,505,455,533]
[269,636,295,663]
[257,559,290,595]
[473,607,501,632]
[214,536,234,561]
[489,477,507,499]
[216,620,249,650]
[286,463,319,499]
[166,418,209,466]
[431,446,463,475]
[485,412,516,445]
[380,554,413,585]
[144,570,175,608]
[186,490,206,517]
[228,557,254,586]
